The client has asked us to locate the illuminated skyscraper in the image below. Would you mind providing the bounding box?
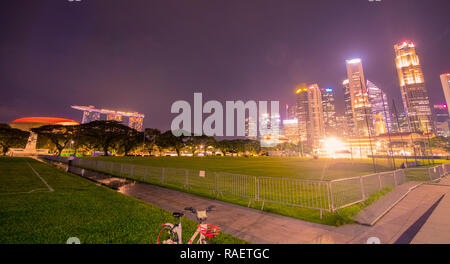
[345,58,374,137]
[296,83,325,151]
[258,112,280,147]
[244,116,257,140]
[394,41,432,133]
[321,87,337,137]
[366,80,392,135]
[335,115,351,138]
[282,119,300,144]
[343,79,355,136]
[433,104,450,137]
[285,104,297,120]
[441,73,450,116]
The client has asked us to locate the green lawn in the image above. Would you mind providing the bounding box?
[87,156,399,180]
[0,157,245,244]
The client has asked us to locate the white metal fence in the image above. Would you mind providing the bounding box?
[40,155,449,215]
[428,163,450,182]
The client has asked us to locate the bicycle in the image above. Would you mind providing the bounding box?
[157,205,220,244]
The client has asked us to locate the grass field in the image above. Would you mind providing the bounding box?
[0,157,245,244]
[87,156,399,180]
[87,156,442,182]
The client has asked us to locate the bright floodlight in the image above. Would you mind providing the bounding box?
[323,137,345,157]
[346,58,361,64]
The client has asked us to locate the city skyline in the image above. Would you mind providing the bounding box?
[0,0,449,133]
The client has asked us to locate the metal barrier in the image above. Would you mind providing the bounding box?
[40,155,445,215]
[428,163,450,182]
[329,170,406,210]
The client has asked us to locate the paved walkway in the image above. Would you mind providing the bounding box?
[354,181,422,226]
[329,184,450,244]
[411,178,450,244]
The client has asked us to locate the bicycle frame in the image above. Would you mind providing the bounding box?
[187,223,208,244]
[160,210,209,244]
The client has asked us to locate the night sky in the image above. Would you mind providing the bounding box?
[1,0,449,132]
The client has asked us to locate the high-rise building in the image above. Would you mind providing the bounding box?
[285,104,297,120]
[321,87,337,137]
[244,116,257,140]
[394,41,433,133]
[258,112,281,147]
[296,83,325,151]
[335,115,351,139]
[441,73,450,116]
[345,58,374,137]
[433,104,450,137]
[343,79,355,136]
[366,80,392,135]
[282,119,300,144]
[397,112,410,132]
[374,113,387,135]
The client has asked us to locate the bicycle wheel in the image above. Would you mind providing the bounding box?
[198,238,210,244]
[157,225,178,244]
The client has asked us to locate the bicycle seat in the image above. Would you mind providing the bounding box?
[173,212,184,218]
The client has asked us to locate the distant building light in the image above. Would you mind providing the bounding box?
[346,58,361,64]
[325,88,333,93]
[283,119,298,125]
[434,104,448,110]
[397,41,415,50]
[343,79,349,85]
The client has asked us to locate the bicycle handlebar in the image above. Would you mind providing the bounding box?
[184,207,196,213]
[184,206,216,213]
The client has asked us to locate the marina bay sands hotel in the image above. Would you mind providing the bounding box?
[71,105,144,131]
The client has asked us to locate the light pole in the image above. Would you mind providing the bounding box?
[381,92,396,169]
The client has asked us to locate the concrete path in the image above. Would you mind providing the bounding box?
[328,184,450,244]
[411,178,450,244]
[354,181,422,226]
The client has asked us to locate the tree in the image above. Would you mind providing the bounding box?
[32,124,78,156]
[199,135,216,156]
[245,139,261,155]
[184,136,198,156]
[119,129,143,156]
[214,140,229,156]
[144,128,161,155]
[184,135,215,156]
[79,120,132,156]
[0,124,30,155]
[429,136,450,154]
[156,130,185,156]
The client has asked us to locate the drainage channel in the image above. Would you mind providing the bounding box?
[41,159,135,191]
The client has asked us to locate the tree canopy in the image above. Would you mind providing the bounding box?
[78,120,136,156]
[32,124,78,156]
[0,124,30,155]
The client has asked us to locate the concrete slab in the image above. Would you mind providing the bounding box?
[411,188,450,244]
[354,181,422,226]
